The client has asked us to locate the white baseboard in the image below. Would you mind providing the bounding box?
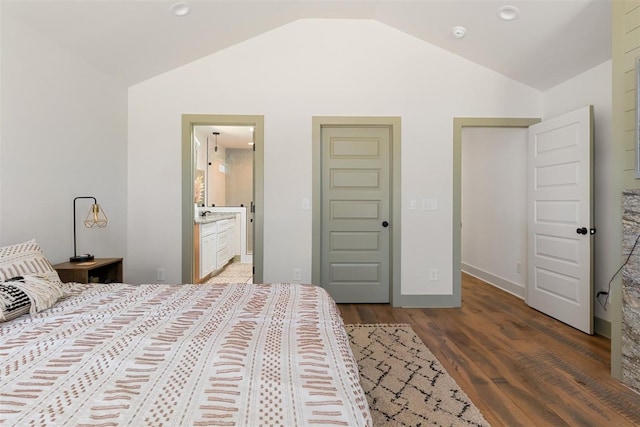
[461,263,525,299]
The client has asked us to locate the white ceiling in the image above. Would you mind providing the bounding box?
[2,0,611,91]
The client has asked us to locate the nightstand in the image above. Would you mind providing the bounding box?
[52,258,123,284]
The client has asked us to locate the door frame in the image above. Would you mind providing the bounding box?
[181,114,264,284]
[311,116,401,304]
[452,117,540,306]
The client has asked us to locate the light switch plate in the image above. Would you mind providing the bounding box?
[422,198,438,211]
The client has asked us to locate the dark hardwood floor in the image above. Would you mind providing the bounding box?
[339,273,640,427]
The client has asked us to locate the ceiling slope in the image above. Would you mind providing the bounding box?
[2,0,611,91]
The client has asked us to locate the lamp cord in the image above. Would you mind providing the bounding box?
[598,233,640,310]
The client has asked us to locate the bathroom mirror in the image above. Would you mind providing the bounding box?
[193,125,254,208]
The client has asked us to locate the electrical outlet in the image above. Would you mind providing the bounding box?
[516,262,521,274]
[157,268,166,282]
[410,199,417,210]
[293,268,302,281]
[430,268,438,281]
[302,198,310,210]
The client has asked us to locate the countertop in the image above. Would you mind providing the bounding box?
[195,212,237,224]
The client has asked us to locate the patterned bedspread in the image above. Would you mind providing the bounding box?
[0,282,372,426]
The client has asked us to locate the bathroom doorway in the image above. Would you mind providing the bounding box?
[194,125,255,257]
[181,114,264,285]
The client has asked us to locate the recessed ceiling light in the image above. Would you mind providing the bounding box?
[170,1,190,17]
[452,26,467,39]
[498,5,520,21]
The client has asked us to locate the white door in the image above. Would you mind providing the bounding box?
[527,106,593,334]
[321,126,391,303]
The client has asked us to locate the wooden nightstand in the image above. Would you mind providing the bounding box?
[52,258,123,284]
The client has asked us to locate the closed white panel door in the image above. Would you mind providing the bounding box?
[527,106,593,334]
[321,126,391,303]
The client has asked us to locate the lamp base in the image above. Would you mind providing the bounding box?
[70,254,94,263]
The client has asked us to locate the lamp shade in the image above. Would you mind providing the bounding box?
[84,204,108,228]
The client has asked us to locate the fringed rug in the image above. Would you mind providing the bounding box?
[345,323,491,427]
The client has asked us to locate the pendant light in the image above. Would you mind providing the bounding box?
[213,131,219,152]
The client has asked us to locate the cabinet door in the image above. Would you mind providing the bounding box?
[207,234,217,275]
[201,234,217,277]
[200,234,209,277]
[216,230,231,269]
[230,218,238,256]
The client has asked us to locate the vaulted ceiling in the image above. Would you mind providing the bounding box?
[2,0,611,91]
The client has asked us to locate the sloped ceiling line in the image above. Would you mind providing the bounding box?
[2,0,611,90]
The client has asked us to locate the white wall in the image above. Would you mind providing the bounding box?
[127,19,541,295]
[542,60,614,323]
[461,127,527,297]
[0,3,4,245]
[0,9,128,265]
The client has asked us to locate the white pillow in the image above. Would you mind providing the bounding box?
[0,239,62,284]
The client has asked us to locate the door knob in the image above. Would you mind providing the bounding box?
[382,221,389,228]
[576,227,588,235]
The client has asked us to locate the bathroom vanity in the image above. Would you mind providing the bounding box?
[194,207,251,283]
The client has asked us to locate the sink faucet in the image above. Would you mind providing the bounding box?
[200,210,212,217]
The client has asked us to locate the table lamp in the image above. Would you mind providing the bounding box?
[70,196,108,262]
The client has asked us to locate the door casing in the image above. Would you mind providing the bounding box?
[181,114,264,284]
[312,116,401,305]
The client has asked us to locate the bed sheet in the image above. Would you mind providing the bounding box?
[0,282,371,426]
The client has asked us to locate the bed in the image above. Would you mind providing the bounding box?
[0,240,372,426]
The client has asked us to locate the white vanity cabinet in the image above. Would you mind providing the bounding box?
[216,218,235,270]
[200,221,217,278]
[196,214,238,281]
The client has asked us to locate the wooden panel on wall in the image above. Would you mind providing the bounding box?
[620,1,640,186]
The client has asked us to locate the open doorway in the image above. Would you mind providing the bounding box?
[181,114,264,285]
[194,125,254,283]
[451,117,539,307]
[454,110,595,335]
[461,127,528,298]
